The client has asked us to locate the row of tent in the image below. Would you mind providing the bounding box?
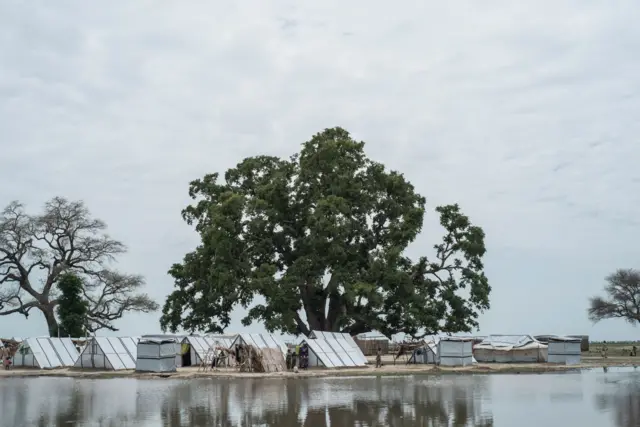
[9,331,370,371]
[408,334,582,366]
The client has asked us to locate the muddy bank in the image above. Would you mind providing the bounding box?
[1,357,636,380]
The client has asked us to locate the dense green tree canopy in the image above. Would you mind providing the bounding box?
[161,127,490,337]
[56,272,88,337]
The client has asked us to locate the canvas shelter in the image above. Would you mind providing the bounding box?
[231,333,287,372]
[299,338,367,368]
[437,337,475,366]
[309,330,368,365]
[547,336,581,365]
[74,337,139,370]
[136,337,179,372]
[12,337,79,369]
[408,341,438,364]
[474,335,548,363]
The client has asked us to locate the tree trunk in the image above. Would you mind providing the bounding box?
[42,305,59,337]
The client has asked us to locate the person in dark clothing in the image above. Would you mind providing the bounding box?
[285,349,292,370]
[300,344,308,369]
[375,347,382,368]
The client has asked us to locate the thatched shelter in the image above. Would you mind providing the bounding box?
[234,344,286,373]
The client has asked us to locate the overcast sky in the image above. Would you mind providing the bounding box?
[1,1,639,341]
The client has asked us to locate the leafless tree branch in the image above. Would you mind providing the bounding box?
[83,269,159,332]
[0,197,157,335]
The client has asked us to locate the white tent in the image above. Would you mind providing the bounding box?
[474,335,548,363]
[136,337,179,372]
[231,333,287,355]
[12,337,79,369]
[180,336,213,367]
[74,337,138,370]
[205,334,237,348]
[300,338,366,368]
[231,333,288,372]
[308,330,368,365]
[408,341,438,364]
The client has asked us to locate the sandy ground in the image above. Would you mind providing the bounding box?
[1,353,637,380]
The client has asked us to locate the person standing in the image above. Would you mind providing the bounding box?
[375,347,382,368]
[2,347,11,370]
[601,341,608,359]
[285,349,292,370]
[291,348,298,370]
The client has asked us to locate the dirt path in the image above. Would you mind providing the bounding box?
[1,355,637,380]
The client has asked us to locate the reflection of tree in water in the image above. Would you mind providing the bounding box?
[160,376,493,426]
[7,375,492,426]
[33,384,147,427]
[595,377,640,427]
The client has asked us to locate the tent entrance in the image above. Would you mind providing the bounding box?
[181,343,192,367]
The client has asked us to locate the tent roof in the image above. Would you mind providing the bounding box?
[17,337,79,368]
[76,337,138,370]
[231,333,286,355]
[308,331,367,364]
[476,334,546,350]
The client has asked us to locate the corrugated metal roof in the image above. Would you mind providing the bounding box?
[476,335,540,348]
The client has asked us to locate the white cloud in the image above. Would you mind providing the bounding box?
[1,0,639,340]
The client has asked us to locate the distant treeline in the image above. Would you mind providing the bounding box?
[591,341,639,345]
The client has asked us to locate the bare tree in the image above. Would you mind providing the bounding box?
[588,268,640,325]
[0,197,158,336]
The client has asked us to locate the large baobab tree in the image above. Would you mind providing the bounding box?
[0,197,158,336]
[161,127,490,337]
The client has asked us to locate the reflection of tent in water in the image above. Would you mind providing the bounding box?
[230,333,287,372]
[12,337,79,369]
[474,335,548,363]
[74,337,139,370]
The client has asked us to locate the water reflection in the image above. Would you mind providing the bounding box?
[595,371,640,427]
[0,375,493,426]
[2,370,639,426]
[154,375,494,426]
